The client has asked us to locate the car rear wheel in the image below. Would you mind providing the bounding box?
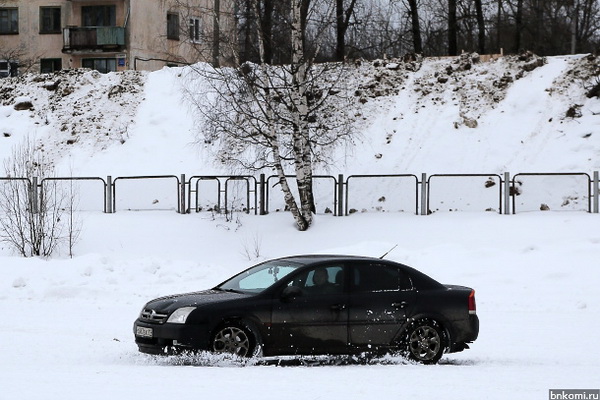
[211,325,255,357]
[405,319,445,364]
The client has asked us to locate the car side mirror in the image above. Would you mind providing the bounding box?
[281,286,302,302]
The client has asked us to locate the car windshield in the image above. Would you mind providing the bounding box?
[216,260,302,294]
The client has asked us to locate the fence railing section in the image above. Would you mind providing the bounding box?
[1,172,598,216]
[41,177,107,212]
[187,175,257,214]
[113,175,181,212]
[345,174,419,215]
[265,175,339,215]
[427,174,503,214]
[511,172,592,214]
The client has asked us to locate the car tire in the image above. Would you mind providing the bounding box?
[403,319,446,364]
[211,324,256,358]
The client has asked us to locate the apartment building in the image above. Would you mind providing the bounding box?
[0,0,234,74]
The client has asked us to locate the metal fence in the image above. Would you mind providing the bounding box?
[265,175,339,215]
[345,174,419,215]
[41,177,107,212]
[427,174,504,214]
[187,175,257,214]
[1,171,598,216]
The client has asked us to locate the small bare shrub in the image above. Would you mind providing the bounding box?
[0,138,81,257]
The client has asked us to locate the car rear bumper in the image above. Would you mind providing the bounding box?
[133,319,210,354]
[448,314,479,353]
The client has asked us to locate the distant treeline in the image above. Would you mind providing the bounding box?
[234,0,600,63]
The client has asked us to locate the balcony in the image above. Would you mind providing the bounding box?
[63,26,125,53]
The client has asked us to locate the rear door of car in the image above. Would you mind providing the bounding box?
[270,263,349,355]
[347,261,416,349]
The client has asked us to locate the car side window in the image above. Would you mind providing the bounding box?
[287,265,345,295]
[352,263,413,293]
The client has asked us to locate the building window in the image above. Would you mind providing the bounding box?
[40,58,62,74]
[0,8,18,34]
[0,60,11,77]
[189,17,201,43]
[40,7,61,34]
[0,60,18,77]
[82,5,116,27]
[167,12,179,40]
[82,58,117,74]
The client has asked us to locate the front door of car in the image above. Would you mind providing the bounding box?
[270,264,348,355]
[348,262,416,350]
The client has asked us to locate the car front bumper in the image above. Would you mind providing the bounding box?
[133,319,210,354]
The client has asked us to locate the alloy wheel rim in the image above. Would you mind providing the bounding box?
[213,327,251,357]
[408,325,441,361]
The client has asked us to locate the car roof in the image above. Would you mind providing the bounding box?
[273,254,390,264]
[269,254,444,289]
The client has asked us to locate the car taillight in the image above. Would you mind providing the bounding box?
[468,290,476,315]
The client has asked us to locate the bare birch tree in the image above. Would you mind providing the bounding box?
[187,0,355,231]
[289,0,314,227]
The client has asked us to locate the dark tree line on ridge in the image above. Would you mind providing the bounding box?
[235,0,600,63]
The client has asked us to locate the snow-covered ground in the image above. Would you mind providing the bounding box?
[1,211,599,399]
[1,54,600,399]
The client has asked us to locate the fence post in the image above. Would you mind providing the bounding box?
[594,171,599,214]
[259,174,266,215]
[420,173,427,215]
[504,172,511,215]
[180,174,186,214]
[106,176,113,213]
[337,174,344,216]
[31,177,39,214]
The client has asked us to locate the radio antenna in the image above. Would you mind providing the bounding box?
[379,244,398,259]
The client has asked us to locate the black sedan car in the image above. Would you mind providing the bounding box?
[134,255,478,364]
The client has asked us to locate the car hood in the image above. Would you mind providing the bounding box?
[144,289,251,314]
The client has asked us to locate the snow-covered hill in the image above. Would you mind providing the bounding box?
[2,53,600,176]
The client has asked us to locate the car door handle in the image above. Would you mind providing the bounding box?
[331,304,346,311]
[392,301,408,309]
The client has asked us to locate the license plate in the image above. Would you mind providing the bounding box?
[136,326,153,338]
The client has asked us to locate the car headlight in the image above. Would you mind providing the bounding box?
[167,307,196,324]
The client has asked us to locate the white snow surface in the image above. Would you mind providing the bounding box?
[1,55,600,399]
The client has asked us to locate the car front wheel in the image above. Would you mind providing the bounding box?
[211,325,255,357]
[405,319,445,364]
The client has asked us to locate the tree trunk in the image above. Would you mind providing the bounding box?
[252,0,267,63]
[448,0,458,56]
[212,0,221,67]
[249,0,309,230]
[496,0,502,53]
[513,0,523,53]
[407,0,423,53]
[336,0,346,61]
[260,0,274,64]
[569,0,578,54]
[530,0,544,54]
[272,133,310,231]
[474,0,486,54]
[300,0,311,50]
[291,0,314,228]
[335,0,358,61]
